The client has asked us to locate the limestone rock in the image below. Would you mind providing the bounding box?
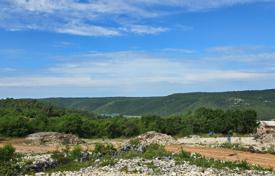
[25,132,84,145]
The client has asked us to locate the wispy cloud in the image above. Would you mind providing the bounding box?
[0,67,16,72]
[1,50,274,88]
[162,48,195,54]
[55,23,121,36]
[0,0,273,36]
[121,24,168,35]
[52,41,74,48]
[207,45,275,54]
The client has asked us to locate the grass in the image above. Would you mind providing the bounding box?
[145,161,160,173]
[47,160,94,173]
[2,143,273,175]
[48,143,273,173]
[219,142,275,155]
[219,143,250,152]
[197,133,251,138]
[174,150,273,172]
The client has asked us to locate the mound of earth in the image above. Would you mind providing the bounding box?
[121,131,178,152]
[136,131,179,146]
[256,131,275,143]
[25,132,84,145]
[256,122,275,143]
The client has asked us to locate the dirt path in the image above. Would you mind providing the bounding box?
[1,138,275,170]
[165,145,275,169]
[0,138,125,153]
[0,138,58,153]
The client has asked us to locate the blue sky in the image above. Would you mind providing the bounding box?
[1,0,275,98]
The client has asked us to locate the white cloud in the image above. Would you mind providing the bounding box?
[1,0,273,36]
[121,24,168,35]
[55,23,121,36]
[128,0,274,11]
[0,76,106,87]
[208,52,275,64]
[207,45,275,54]
[162,48,195,54]
[1,51,272,88]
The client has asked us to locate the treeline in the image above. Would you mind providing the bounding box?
[0,99,96,137]
[0,99,258,138]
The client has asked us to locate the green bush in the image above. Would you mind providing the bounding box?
[94,143,116,156]
[0,144,21,176]
[0,160,20,176]
[99,156,117,166]
[143,144,170,159]
[52,151,70,164]
[129,139,140,146]
[69,145,82,160]
[0,144,15,161]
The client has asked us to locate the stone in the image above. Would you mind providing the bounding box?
[25,132,84,145]
[121,131,178,152]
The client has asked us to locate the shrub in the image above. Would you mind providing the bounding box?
[0,144,21,176]
[51,151,70,164]
[69,145,82,160]
[99,156,117,166]
[143,144,170,159]
[129,139,140,146]
[176,150,191,159]
[0,161,20,176]
[0,144,15,161]
[94,143,116,156]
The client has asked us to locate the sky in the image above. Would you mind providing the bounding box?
[0,0,275,98]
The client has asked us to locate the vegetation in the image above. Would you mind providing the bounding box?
[174,150,272,171]
[219,143,275,155]
[142,144,170,159]
[0,144,21,176]
[40,89,275,119]
[0,143,272,175]
[0,99,258,138]
[49,144,273,173]
[0,98,95,137]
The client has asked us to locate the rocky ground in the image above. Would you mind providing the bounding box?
[178,136,275,152]
[33,157,274,176]
[25,132,84,146]
[22,131,274,176]
[2,131,274,175]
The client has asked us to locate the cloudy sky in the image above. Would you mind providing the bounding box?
[1,0,275,98]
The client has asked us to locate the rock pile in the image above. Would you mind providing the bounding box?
[257,132,275,144]
[121,131,178,152]
[136,131,179,145]
[25,132,84,145]
[21,154,57,172]
[256,121,275,143]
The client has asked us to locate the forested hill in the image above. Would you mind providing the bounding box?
[0,98,96,120]
[40,89,275,120]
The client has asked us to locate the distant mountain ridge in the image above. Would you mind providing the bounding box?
[39,89,275,120]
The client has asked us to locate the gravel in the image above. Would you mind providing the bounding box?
[31,157,274,176]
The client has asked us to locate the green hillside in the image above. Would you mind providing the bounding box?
[40,89,275,120]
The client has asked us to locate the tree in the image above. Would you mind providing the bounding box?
[60,115,83,136]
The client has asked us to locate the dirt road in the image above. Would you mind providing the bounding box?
[1,138,275,170]
[165,145,275,169]
[0,138,125,153]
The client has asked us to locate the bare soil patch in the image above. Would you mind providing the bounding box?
[1,137,275,170]
[165,145,275,169]
[0,138,127,153]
